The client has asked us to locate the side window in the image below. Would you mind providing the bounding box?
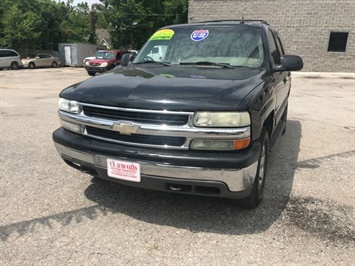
[116,53,122,60]
[275,37,285,56]
[4,51,12,57]
[0,51,5,57]
[9,51,18,57]
[152,47,159,54]
[268,30,281,65]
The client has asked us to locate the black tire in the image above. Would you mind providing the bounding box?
[281,104,288,135]
[10,62,19,70]
[88,71,95,76]
[235,128,269,209]
[51,61,58,68]
[28,62,36,69]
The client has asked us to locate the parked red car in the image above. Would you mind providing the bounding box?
[85,50,130,76]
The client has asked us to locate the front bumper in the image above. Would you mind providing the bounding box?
[53,128,261,199]
[85,66,108,73]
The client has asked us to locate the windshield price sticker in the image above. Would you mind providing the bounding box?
[191,30,209,41]
[107,159,141,182]
[150,29,175,41]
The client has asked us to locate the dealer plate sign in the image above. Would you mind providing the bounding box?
[107,159,141,182]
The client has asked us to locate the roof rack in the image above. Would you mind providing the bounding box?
[198,19,269,25]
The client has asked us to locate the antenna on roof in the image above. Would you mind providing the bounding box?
[241,14,245,24]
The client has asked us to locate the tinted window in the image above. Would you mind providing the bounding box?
[96,51,115,60]
[8,51,18,57]
[0,50,18,57]
[275,37,285,56]
[268,30,281,65]
[134,26,265,68]
[39,54,51,58]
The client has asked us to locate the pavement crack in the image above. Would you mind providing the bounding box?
[284,196,355,246]
[297,150,355,169]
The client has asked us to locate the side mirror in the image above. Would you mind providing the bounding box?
[121,53,136,66]
[275,55,303,72]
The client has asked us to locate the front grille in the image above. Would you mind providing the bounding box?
[86,126,186,147]
[83,106,189,126]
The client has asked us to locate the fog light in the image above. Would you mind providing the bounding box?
[61,120,82,134]
[190,138,250,151]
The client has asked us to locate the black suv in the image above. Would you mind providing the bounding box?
[53,20,303,209]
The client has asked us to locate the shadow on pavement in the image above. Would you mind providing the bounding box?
[0,121,301,241]
[83,120,302,235]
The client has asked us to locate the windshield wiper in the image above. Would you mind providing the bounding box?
[179,61,234,69]
[133,61,171,66]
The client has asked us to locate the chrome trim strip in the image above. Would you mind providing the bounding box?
[83,127,188,150]
[59,111,251,139]
[55,143,258,192]
[80,102,194,115]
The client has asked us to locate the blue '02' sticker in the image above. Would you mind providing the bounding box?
[191,30,209,41]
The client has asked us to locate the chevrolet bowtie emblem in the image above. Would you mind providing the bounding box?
[112,122,139,135]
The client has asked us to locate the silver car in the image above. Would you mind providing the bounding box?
[22,53,62,69]
[0,49,23,70]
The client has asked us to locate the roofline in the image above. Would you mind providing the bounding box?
[198,19,269,25]
[162,20,267,29]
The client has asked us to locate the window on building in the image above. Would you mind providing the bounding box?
[328,32,349,52]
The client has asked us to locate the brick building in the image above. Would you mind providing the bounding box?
[188,0,355,72]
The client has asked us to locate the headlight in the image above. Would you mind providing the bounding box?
[58,98,81,113]
[85,61,90,66]
[101,62,108,67]
[60,120,82,134]
[193,112,250,127]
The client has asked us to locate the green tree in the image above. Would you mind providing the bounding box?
[0,0,104,50]
[101,0,187,49]
[1,5,43,49]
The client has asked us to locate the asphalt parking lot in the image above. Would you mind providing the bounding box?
[0,68,354,265]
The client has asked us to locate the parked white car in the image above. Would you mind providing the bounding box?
[0,49,23,70]
[83,55,96,65]
[146,45,167,61]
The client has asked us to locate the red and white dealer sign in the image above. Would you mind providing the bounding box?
[107,159,141,182]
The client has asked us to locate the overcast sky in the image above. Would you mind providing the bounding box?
[72,0,101,6]
[56,0,102,6]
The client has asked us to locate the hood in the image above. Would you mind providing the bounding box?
[89,58,113,65]
[60,65,268,111]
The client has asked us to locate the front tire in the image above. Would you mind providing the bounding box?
[235,128,269,209]
[10,62,19,70]
[87,71,95,76]
[28,62,35,69]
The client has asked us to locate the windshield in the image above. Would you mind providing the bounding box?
[134,26,265,68]
[95,51,115,60]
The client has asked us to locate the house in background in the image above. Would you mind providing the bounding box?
[188,0,354,72]
[96,29,112,49]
